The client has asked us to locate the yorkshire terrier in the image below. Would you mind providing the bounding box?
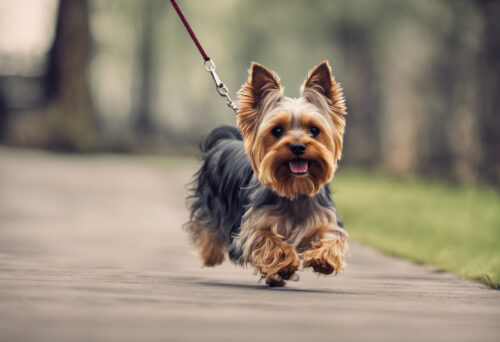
[186,61,348,287]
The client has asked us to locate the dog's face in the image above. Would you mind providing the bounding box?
[237,61,346,199]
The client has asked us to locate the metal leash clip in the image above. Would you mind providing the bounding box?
[204,59,239,114]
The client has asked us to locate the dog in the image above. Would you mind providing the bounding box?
[186,61,348,287]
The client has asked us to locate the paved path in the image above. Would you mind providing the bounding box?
[0,148,499,342]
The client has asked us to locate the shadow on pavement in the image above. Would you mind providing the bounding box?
[196,280,348,294]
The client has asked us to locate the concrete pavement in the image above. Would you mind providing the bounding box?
[0,148,499,342]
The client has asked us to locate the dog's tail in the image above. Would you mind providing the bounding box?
[200,125,243,153]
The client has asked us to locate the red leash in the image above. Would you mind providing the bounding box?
[169,0,239,113]
[169,0,209,61]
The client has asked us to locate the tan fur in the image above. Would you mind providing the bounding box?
[237,63,283,176]
[303,235,349,275]
[237,61,346,200]
[258,132,335,199]
[188,221,226,267]
[235,205,337,255]
[302,61,347,162]
[249,231,300,287]
[232,204,347,285]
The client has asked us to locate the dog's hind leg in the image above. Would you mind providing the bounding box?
[188,221,226,267]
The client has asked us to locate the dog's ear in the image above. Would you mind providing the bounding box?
[302,61,346,161]
[303,61,333,96]
[237,63,281,140]
[241,62,280,108]
[302,61,342,103]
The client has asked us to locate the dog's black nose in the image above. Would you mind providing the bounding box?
[290,143,306,155]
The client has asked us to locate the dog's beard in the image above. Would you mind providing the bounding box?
[257,143,335,199]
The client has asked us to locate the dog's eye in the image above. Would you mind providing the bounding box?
[271,126,283,138]
[310,126,320,137]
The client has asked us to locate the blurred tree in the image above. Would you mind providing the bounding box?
[4,0,491,184]
[0,90,5,142]
[476,0,500,184]
[44,0,97,151]
[423,2,467,179]
[336,20,382,167]
[133,0,157,136]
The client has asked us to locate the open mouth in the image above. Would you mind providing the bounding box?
[287,158,309,175]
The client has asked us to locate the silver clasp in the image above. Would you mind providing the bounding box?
[204,59,239,114]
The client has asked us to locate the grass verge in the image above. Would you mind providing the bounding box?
[332,169,500,289]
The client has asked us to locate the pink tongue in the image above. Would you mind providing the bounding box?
[289,159,308,173]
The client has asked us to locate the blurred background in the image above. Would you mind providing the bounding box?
[1,0,499,184]
[0,0,499,289]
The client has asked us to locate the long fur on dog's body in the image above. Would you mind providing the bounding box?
[188,125,253,248]
[188,125,343,258]
[186,61,348,286]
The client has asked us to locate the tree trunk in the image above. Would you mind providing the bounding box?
[337,22,381,167]
[44,0,97,151]
[133,0,157,136]
[0,88,6,142]
[476,0,500,184]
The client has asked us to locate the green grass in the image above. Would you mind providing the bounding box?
[332,169,500,289]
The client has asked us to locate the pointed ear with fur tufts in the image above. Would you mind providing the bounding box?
[301,61,347,161]
[303,61,334,95]
[237,63,281,141]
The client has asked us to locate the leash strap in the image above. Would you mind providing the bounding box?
[169,0,239,114]
[169,0,209,61]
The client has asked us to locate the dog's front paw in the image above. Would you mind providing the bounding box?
[277,261,299,280]
[252,239,300,287]
[261,249,300,287]
[303,238,348,275]
[263,259,300,287]
[304,256,335,274]
[264,273,286,287]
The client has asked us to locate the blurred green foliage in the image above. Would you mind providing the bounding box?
[3,0,499,183]
[92,0,497,183]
